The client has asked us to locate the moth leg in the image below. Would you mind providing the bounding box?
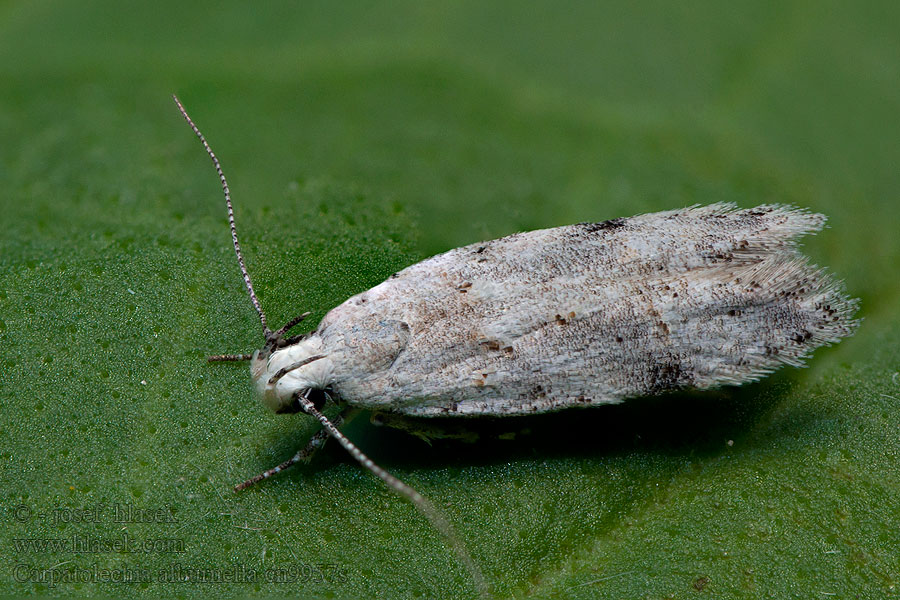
[272,311,311,337]
[371,412,483,444]
[233,407,359,492]
[372,413,532,444]
[208,353,253,362]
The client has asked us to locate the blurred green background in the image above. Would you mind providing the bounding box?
[1,1,898,598]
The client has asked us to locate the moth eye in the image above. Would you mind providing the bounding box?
[305,388,329,411]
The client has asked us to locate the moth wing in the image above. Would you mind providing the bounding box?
[323,204,857,416]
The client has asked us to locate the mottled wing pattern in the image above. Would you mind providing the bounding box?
[320,203,858,416]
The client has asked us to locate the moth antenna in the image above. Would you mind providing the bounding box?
[296,393,489,597]
[173,95,271,337]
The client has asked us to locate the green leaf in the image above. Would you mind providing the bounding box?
[1,2,897,598]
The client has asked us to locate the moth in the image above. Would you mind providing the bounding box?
[174,96,857,589]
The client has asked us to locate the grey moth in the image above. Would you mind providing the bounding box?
[174,96,858,594]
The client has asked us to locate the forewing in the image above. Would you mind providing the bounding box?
[325,204,857,416]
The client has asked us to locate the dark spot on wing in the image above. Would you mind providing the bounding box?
[792,330,813,344]
[518,384,547,402]
[648,360,690,392]
[580,217,626,233]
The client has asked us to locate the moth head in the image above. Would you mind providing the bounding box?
[252,326,329,415]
